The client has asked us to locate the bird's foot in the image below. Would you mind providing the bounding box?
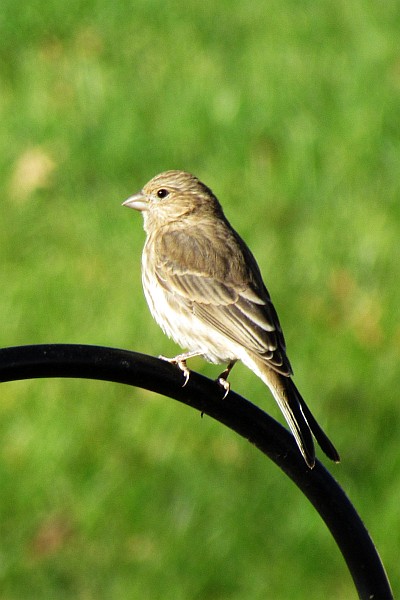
[216,360,237,399]
[159,352,200,387]
[217,376,231,399]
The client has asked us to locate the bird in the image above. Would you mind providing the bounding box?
[123,170,339,469]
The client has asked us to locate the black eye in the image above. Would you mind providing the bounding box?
[157,188,169,198]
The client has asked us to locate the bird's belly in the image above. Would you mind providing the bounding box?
[142,269,237,364]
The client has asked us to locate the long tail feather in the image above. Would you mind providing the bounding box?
[286,378,340,463]
[246,356,339,468]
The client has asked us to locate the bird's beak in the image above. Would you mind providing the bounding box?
[122,191,148,211]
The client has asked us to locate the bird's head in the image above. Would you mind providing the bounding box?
[122,170,223,232]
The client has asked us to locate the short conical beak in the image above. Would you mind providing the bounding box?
[122,191,148,211]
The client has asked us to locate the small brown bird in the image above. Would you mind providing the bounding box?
[123,170,339,468]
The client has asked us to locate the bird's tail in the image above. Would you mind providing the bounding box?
[245,357,340,469]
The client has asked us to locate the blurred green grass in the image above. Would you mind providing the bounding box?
[1,0,400,598]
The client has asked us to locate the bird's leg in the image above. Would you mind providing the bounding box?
[159,351,201,387]
[217,360,237,399]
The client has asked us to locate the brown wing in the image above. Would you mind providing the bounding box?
[154,223,293,376]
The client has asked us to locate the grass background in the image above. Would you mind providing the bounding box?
[1,0,400,598]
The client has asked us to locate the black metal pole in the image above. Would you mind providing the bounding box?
[0,344,393,600]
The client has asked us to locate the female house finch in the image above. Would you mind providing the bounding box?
[123,170,339,468]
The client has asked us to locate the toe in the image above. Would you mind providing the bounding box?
[217,377,230,399]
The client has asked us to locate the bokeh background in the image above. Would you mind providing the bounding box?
[1,1,400,598]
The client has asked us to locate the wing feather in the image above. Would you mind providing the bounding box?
[154,226,292,375]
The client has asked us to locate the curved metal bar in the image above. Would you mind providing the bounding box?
[0,344,393,599]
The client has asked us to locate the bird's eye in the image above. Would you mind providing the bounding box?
[157,188,169,198]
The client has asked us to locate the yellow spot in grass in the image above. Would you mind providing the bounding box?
[9,147,55,201]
